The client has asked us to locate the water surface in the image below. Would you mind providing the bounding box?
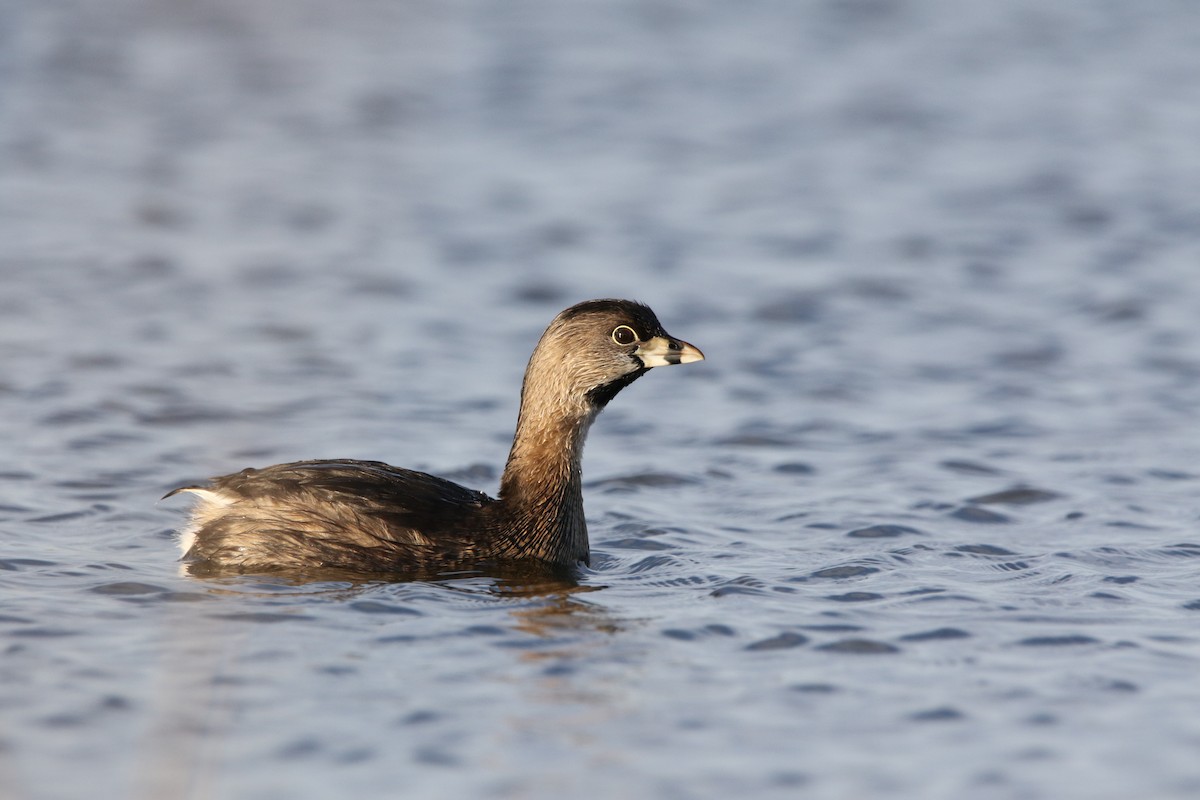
[3,1,1200,799]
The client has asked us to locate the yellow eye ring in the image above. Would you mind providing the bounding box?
[611,325,638,345]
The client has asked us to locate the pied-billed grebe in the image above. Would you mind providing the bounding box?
[165,299,703,573]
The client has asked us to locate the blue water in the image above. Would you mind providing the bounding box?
[3,1,1200,798]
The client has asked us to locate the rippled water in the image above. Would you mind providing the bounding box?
[4,1,1200,798]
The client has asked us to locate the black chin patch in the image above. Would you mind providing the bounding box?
[586,367,648,409]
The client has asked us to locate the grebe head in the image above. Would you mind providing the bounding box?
[526,299,704,413]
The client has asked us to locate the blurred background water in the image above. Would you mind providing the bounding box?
[3,1,1200,798]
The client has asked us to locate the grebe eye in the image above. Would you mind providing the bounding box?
[611,325,638,345]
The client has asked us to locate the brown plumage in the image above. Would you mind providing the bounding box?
[164,299,704,575]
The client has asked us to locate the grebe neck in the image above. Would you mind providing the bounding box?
[495,371,598,564]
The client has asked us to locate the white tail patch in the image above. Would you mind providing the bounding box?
[171,488,233,557]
